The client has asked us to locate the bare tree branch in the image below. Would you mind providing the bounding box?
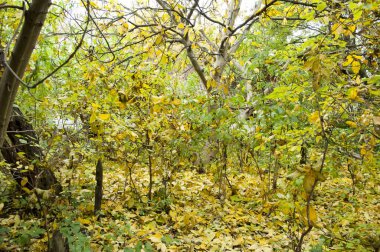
[0,2,23,10]
[282,0,317,8]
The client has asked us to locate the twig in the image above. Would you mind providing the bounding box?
[2,0,90,89]
[0,3,24,10]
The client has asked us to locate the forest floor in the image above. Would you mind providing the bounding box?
[1,160,379,251]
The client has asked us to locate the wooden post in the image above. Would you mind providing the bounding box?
[94,158,103,214]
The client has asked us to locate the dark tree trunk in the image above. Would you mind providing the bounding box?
[94,158,103,214]
[1,106,61,193]
[0,0,51,146]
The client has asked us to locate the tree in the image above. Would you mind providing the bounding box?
[0,0,51,146]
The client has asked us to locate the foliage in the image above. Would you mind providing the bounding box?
[0,0,379,251]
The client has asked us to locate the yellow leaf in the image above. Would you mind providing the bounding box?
[173,13,181,22]
[233,236,244,246]
[152,95,165,104]
[0,203,4,212]
[14,215,20,226]
[316,2,327,11]
[127,198,135,208]
[98,114,110,121]
[342,55,353,67]
[353,10,362,21]
[119,102,126,109]
[149,233,163,243]
[141,196,149,203]
[303,170,316,193]
[152,105,160,114]
[346,121,357,128]
[169,209,177,220]
[155,214,167,225]
[308,111,320,124]
[92,103,100,110]
[116,133,126,141]
[316,135,322,143]
[117,26,124,35]
[162,13,170,22]
[286,170,302,180]
[301,206,317,226]
[265,59,272,64]
[177,23,185,29]
[207,79,217,89]
[332,23,343,39]
[347,87,358,100]
[77,217,91,225]
[128,131,138,142]
[154,35,163,45]
[21,177,28,187]
[22,187,31,194]
[355,76,361,84]
[157,243,167,251]
[341,219,350,227]
[251,41,260,47]
[373,116,380,126]
[352,60,360,74]
[161,55,168,64]
[222,84,229,95]
[352,55,365,61]
[90,1,99,8]
[89,112,97,124]
[172,99,181,106]
[360,147,367,156]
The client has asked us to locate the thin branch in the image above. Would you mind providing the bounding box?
[220,0,278,50]
[6,130,36,133]
[196,4,226,28]
[2,2,26,87]
[270,16,305,21]
[281,0,317,7]
[87,7,116,63]
[183,37,208,92]
[231,0,278,35]
[2,1,90,89]
[0,3,23,10]
[199,29,218,50]
[186,0,198,20]
[110,51,146,71]
[27,0,91,89]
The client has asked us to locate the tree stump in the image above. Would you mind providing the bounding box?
[48,230,69,252]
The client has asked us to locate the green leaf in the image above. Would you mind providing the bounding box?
[316,2,327,11]
[353,10,362,21]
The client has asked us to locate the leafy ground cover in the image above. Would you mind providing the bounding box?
[1,160,379,251]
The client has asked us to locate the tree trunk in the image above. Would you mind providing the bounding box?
[0,0,51,147]
[94,158,103,214]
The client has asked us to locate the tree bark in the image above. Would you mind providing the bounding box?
[0,0,51,147]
